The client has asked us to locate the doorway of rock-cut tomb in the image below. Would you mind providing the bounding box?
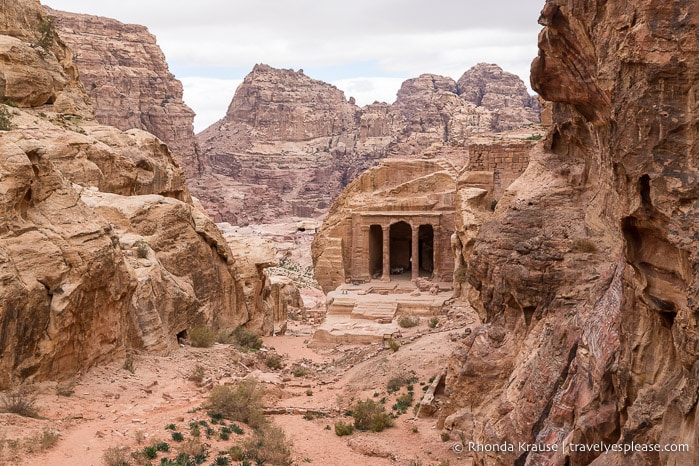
[418,224,434,276]
[369,224,383,278]
[389,221,412,275]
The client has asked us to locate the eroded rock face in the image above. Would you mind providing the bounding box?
[0,0,91,115]
[196,63,541,223]
[48,8,203,179]
[0,1,276,386]
[444,1,699,465]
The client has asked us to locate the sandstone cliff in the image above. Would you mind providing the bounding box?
[443,1,699,465]
[0,0,281,387]
[196,63,541,223]
[47,8,203,180]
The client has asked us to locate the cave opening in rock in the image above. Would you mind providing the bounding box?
[389,221,412,274]
[176,329,188,344]
[418,224,434,276]
[369,224,383,277]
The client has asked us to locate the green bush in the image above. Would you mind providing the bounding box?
[352,399,393,432]
[189,326,215,348]
[142,445,157,459]
[232,327,263,351]
[397,315,419,328]
[334,421,355,436]
[265,352,283,370]
[204,379,266,428]
[170,431,184,442]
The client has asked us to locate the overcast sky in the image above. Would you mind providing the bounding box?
[42,0,544,132]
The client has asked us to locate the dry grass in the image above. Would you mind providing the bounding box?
[204,379,266,428]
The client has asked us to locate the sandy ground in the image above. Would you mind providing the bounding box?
[0,314,475,466]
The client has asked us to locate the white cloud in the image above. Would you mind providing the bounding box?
[332,77,405,106]
[42,0,544,126]
[180,77,241,132]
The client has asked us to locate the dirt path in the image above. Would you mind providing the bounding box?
[1,316,473,466]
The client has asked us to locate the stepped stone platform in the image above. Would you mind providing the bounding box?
[312,275,453,344]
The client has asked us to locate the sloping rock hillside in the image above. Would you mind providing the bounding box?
[47,8,204,180]
[0,0,282,387]
[195,63,541,223]
[443,1,699,465]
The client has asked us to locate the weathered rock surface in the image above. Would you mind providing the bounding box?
[48,8,203,179]
[0,0,90,115]
[0,0,284,386]
[443,1,699,465]
[196,63,541,223]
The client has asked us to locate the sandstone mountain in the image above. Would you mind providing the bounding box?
[195,63,541,223]
[47,8,203,180]
[442,0,699,464]
[0,0,284,387]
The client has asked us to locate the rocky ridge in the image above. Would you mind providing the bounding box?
[47,8,204,180]
[0,0,285,387]
[195,63,541,223]
[442,1,699,465]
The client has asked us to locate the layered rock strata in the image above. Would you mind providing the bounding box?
[442,1,699,465]
[0,0,283,386]
[196,63,541,223]
[47,8,203,179]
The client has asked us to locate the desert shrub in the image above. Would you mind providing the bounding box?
[453,265,468,283]
[242,423,293,466]
[205,379,266,428]
[123,352,135,373]
[386,373,417,393]
[393,391,413,414]
[189,326,215,348]
[334,421,355,436]
[397,315,419,328]
[142,445,157,459]
[56,382,75,397]
[134,240,149,259]
[102,446,131,466]
[428,316,439,329]
[351,399,393,432]
[232,327,262,351]
[441,431,451,441]
[23,428,60,453]
[291,365,309,378]
[388,338,400,352]
[571,238,598,254]
[0,106,13,131]
[1,387,38,417]
[170,431,184,442]
[155,441,170,452]
[36,16,56,50]
[188,364,205,383]
[229,423,244,435]
[265,352,283,370]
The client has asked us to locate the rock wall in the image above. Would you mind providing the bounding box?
[443,1,699,465]
[0,0,277,387]
[196,63,541,223]
[47,8,203,179]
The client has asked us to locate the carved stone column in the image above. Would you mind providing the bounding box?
[382,224,391,282]
[411,224,419,280]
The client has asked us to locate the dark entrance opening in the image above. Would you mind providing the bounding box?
[176,329,188,344]
[418,225,434,276]
[369,225,383,278]
[390,221,412,274]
